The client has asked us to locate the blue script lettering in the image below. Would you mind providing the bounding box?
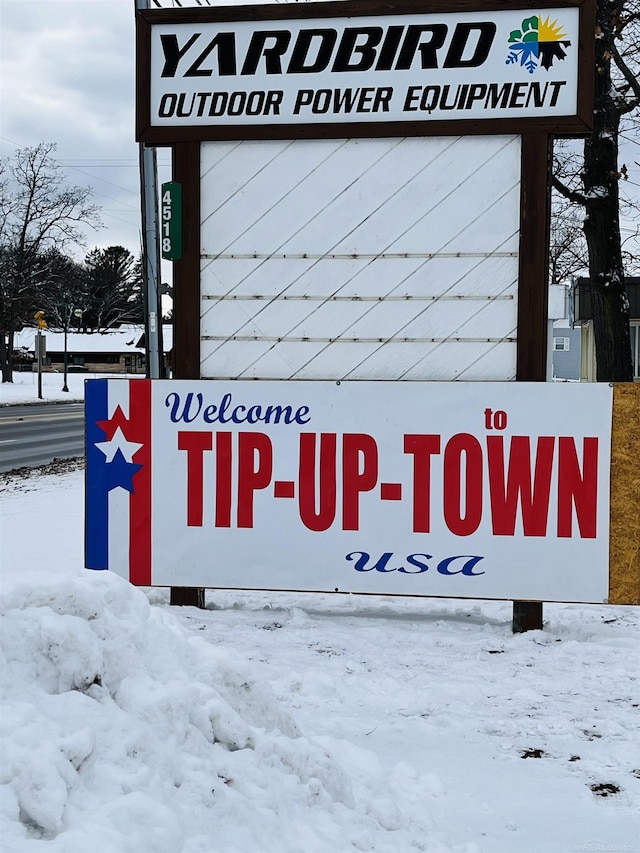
[165,391,311,426]
[399,554,431,574]
[346,551,484,576]
[437,555,485,576]
[166,391,203,423]
[346,551,375,572]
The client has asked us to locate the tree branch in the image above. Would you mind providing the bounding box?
[620,96,640,115]
[611,39,640,103]
[552,175,588,206]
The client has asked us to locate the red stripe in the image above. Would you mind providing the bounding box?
[129,380,152,585]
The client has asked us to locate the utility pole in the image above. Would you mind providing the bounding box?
[137,0,163,380]
[139,144,164,378]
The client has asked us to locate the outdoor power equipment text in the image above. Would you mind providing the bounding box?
[150,10,577,124]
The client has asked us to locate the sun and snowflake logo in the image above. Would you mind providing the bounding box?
[506,15,571,74]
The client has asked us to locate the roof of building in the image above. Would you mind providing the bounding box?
[574,277,640,323]
[14,325,173,355]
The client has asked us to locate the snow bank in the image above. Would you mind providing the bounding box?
[0,571,437,853]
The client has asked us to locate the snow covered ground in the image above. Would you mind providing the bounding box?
[1,461,639,852]
[0,372,142,406]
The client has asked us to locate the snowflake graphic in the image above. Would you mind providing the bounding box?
[506,15,570,74]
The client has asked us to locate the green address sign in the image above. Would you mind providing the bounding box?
[161,181,182,260]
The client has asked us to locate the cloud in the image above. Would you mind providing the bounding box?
[1,1,143,256]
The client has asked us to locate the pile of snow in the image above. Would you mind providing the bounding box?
[0,571,435,853]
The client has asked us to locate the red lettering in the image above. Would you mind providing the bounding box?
[298,433,337,532]
[404,434,440,532]
[215,432,232,528]
[342,434,378,531]
[487,435,555,536]
[178,431,212,527]
[557,437,598,538]
[237,432,272,528]
[494,410,507,430]
[443,433,483,536]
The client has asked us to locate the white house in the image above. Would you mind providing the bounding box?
[14,325,173,375]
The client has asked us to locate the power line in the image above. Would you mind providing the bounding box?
[1,135,140,198]
[1,134,144,236]
[1,134,141,211]
[54,163,139,197]
[59,163,171,168]
[100,213,140,227]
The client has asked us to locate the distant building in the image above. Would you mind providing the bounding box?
[547,283,581,381]
[573,277,640,381]
[14,325,173,375]
[551,327,581,381]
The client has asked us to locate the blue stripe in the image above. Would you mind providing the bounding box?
[85,379,109,569]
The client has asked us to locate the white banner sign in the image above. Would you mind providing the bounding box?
[86,380,612,603]
[148,7,580,127]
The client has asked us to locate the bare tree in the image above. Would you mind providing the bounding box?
[549,208,590,288]
[0,159,10,240]
[549,141,588,286]
[0,143,101,382]
[553,0,639,381]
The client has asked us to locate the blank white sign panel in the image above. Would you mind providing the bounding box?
[200,135,521,381]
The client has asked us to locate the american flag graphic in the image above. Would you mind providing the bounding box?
[85,379,152,584]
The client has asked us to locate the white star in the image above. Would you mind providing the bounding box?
[95,427,143,463]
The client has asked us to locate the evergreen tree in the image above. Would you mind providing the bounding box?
[82,246,144,331]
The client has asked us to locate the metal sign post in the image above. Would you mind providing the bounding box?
[34,311,46,400]
[36,331,42,400]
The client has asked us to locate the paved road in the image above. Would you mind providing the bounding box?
[0,403,84,473]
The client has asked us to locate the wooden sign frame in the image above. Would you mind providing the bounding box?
[136,0,595,143]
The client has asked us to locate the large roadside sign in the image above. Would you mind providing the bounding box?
[136,0,593,141]
[100,0,639,607]
[86,378,615,603]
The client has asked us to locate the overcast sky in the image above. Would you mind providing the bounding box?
[1,0,158,258]
[1,0,638,267]
[0,0,277,265]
